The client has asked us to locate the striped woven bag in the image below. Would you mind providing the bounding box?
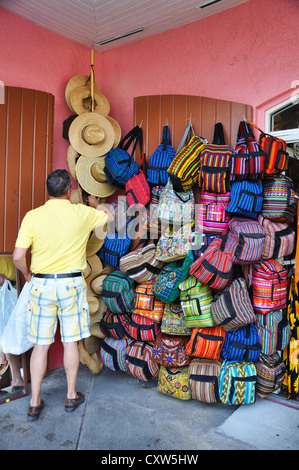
[225,217,265,264]
[255,310,291,354]
[188,359,221,403]
[133,281,165,322]
[185,326,226,360]
[100,337,128,372]
[221,324,261,362]
[197,191,231,235]
[252,260,288,314]
[125,341,160,381]
[198,144,233,194]
[179,276,214,328]
[99,311,131,339]
[255,352,286,398]
[167,135,206,192]
[119,242,163,283]
[219,360,257,405]
[102,271,135,314]
[127,313,159,342]
[189,235,233,290]
[226,180,263,220]
[147,125,176,185]
[262,174,298,224]
[258,215,295,259]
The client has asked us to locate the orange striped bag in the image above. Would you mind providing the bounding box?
[186,326,226,360]
[133,281,165,322]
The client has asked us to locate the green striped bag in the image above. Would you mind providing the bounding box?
[188,359,221,403]
[179,276,214,328]
[199,144,233,194]
[255,310,291,355]
[102,271,135,314]
[219,360,257,405]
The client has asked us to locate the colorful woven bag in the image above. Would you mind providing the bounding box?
[198,143,233,193]
[226,180,263,220]
[127,313,159,342]
[255,352,286,398]
[161,303,191,336]
[153,330,191,368]
[188,359,221,403]
[99,311,131,339]
[102,271,135,314]
[197,192,231,235]
[189,235,233,290]
[155,222,193,262]
[229,120,266,181]
[255,310,291,355]
[225,217,265,264]
[252,259,288,314]
[133,281,165,322]
[158,180,194,225]
[258,215,295,259]
[262,174,298,224]
[152,251,194,303]
[157,366,192,400]
[211,275,256,331]
[221,324,261,362]
[167,135,206,192]
[219,360,257,405]
[186,326,226,360]
[125,341,159,381]
[100,337,129,372]
[141,185,164,235]
[98,229,131,268]
[147,125,176,185]
[179,276,214,328]
[125,154,150,207]
[119,242,163,283]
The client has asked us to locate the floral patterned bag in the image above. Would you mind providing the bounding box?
[155,223,193,262]
[158,180,194,225]
[157,366,192,400]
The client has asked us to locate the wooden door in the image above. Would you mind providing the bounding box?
[0,86,54,252]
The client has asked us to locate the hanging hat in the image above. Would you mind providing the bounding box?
[85,254,103,279]
[78,340,103,374]
[86,229,107,257]
[70,85,110,116]
[106,116,122,148]
[76,155,116,198]
[67,145,80,180]
[69,113,115,158]
[65,74,101,113]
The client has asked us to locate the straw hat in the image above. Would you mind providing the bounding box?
[78,339,103,374]
[70,85,110,116]
[65,74,101,113]
[69,113,115,158]
[85,253,103,279]
[67,145,80,180]
[76,155,116,198]
[106,116,122,148]
[86,229,106,257]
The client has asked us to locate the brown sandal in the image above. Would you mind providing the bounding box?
[27,400,44,422]
[65,392,85,413]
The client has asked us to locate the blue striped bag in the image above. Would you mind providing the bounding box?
[226,180,263,220]
[98,230,131,268]
[100,337,129,372]
[147,126,176,185]
[219,360,257,405]
[221,324,262,362]
[225,217,265,264]
[102,271,135,314]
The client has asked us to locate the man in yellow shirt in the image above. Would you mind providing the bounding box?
[13,169,113,421]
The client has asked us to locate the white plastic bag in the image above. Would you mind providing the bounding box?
[0,279,18,346]
[2,281,34,355]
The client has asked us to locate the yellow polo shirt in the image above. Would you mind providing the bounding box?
[15,199,108,274]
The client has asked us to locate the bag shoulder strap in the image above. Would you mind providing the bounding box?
[212,122,226,145]
[119,125,143,157]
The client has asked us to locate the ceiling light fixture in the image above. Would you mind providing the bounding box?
[96,28,146,46]
[196,0,223,8]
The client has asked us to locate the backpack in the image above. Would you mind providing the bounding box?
[158,180,194,225]
[99,311,131,339]
[133,281,165,323]
[147,125,176,185]
[160,303,192,336]
[186,326,226,361]
[262,174,298,224]
[100,337,129,372]
[198,143,233,194]
[119,242,163,284]
[167,135,206,192]
[219,360,257,405]
[125,341,159,381]
[102,271,135,314]
[98,229,131,268]
[252,260,288,314]
[153,330,191,368]
[225,217,265,264]
[188,358,221,403]
[179,276,214,328]
[255,352,286,398]
[127,313,159,342]
[197,192,231,235]
[255,310,291,355]
[258,215,295,259]
[189,235,233,290]
[226,180,263,220]
[221,324,261,362]
[157,366,192,400]
[230,120,266,181]
[211,272,256,331]
[104,125,142,187]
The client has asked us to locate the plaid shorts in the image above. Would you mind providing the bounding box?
[27,275,90,345]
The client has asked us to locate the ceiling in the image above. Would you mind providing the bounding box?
[1,0,249,52]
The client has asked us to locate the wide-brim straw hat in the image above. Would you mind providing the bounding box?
[70,85,110,117]
[76,155,116,198]
[86,229,106,257]
[84,253,103,279]
[67,145,80,180]
[69,113,115,158]
[106,116,122,148]
[65,74,101,113]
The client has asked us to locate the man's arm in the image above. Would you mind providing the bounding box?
[88,195,114,223]
[12,247,32,282]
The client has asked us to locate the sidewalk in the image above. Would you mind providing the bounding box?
[0,364,298,451]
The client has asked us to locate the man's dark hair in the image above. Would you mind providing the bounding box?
[46,169,71,197]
